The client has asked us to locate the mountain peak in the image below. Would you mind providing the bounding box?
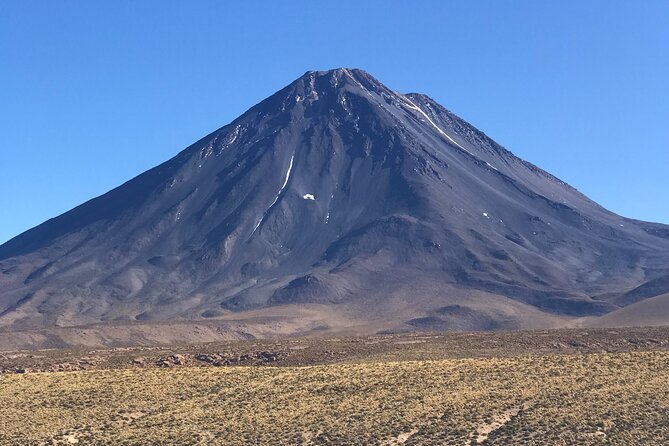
[289,68,387,99]
[301,67,372,82]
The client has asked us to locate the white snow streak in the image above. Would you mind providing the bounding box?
[401,96,498,171]
[482,212,489,218]
[401,96,469,152]
[251,218,262,233]
[250,154,295,236]
[279,155,295,193]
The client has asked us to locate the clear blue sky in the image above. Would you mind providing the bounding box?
[1,1,668,244]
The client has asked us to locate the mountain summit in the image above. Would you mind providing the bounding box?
[2,68,669,334]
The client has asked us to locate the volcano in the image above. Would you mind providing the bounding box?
[1,68,668,338]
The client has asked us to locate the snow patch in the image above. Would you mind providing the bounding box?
[302,194,315,200]
[309,74,318,100]
[201,142,214,161]
[482,212,489,219]
[224,125,241,148]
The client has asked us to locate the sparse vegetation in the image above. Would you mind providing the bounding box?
[1,349,668,445]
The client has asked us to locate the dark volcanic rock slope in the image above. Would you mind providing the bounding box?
[1,68,668,330]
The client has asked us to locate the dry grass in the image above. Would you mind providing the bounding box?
[1,351,668,445]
